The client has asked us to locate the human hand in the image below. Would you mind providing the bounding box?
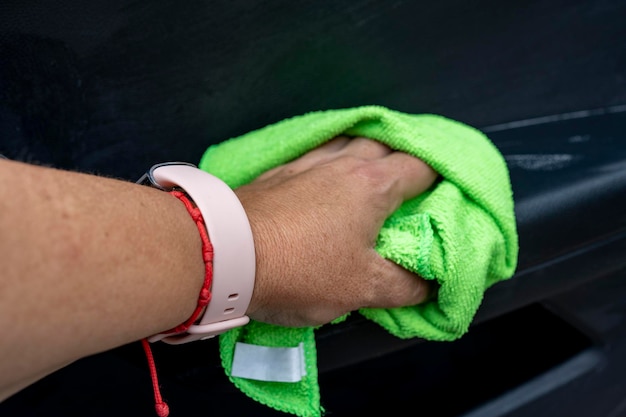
[234,136,438,327]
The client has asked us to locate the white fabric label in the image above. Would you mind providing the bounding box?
[230,342,307,383]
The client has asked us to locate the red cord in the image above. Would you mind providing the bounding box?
[141,190,215,417]
[141,339,170,417]
[162,190,214,333]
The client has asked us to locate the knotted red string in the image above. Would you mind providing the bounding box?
[141,190,214,417]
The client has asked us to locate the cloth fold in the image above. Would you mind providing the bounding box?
[198,105,518,417]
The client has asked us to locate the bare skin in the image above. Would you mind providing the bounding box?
[0,137,437,400]
[238,136,438,326]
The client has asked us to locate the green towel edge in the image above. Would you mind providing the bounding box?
[220,324,323,417]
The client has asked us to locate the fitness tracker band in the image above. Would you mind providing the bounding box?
[138,162,256,344]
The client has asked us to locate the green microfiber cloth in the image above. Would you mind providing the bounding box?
[198,105,518,417]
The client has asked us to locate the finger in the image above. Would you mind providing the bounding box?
[311,135,352,154]
[269,137,393,179]
[382,152,439,202]
[253,136,351,182]
[286,135,351,168]
[339,137,393,159]
[289,137,393,169]
[366,257,434,308]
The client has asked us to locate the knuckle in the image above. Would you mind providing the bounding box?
[350,161,389,190]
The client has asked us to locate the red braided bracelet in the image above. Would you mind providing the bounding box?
[162,190,214,333]
[141,189,214,417]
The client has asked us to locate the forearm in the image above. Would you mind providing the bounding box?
[0,137,437,403]
[0,159,204,398]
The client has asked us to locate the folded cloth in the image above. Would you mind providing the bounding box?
[198,105,519,417]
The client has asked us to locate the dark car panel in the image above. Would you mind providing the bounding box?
[2,1,626,416]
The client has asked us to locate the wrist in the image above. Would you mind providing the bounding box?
[233,184,297,325]
[139,162,256,344]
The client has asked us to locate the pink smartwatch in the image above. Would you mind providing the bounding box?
[138,162,256,344]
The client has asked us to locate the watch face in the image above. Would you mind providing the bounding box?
[136,162,197,189]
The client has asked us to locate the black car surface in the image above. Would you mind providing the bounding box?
[2,1,626,416]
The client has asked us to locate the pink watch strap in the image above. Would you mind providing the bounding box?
[144,163,256,344]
